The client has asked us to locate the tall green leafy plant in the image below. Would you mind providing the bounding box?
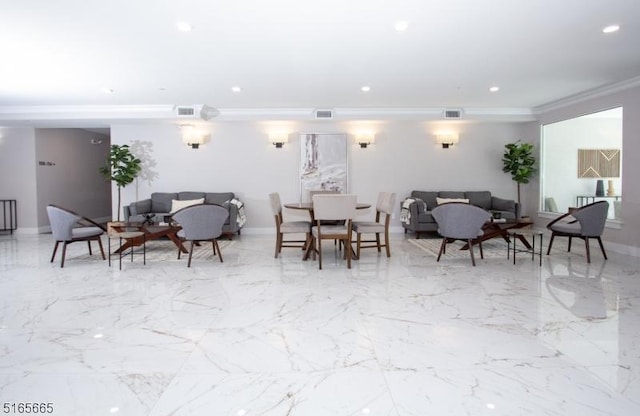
[502,141,536,206]
[100,144,142,221]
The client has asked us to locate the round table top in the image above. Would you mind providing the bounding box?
[285,202,371,210]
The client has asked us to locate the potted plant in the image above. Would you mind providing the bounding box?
[100,144,142,221]
[502,141,536,209]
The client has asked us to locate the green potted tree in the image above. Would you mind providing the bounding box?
[502,141,536,211]
[100,144,142,221]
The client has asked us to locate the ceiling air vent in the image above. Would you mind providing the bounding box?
[176,106,196,117]
[444,109,463,119]
[314,109,334,119]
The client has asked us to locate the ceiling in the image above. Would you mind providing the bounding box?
[1,0,639,125]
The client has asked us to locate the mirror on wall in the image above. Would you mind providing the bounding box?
[541,107,622,220]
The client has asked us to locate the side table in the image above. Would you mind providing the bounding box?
[109,229,146,270]
[507,229,543,266]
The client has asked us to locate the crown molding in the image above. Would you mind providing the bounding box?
[534,75,640,114]
[0,104,536,126]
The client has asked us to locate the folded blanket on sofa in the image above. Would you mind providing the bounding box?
[229,198,246,227]
[400,198,416,224]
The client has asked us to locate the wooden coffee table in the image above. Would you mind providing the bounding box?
[110,223,187,254]
[461,218,535,250]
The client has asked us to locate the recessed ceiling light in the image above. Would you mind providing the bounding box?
[602,24,620,33]
[101,87,114,94]
[394,21,409,32]
[176,22,193,32]
[231,86,241,93]
[489,86,500,92]
[361,86,371,92]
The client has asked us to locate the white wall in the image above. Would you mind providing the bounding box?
[0,127,38,232]
[111,120,531,231]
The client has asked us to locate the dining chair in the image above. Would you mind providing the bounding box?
[546,201,608,263]
[311,194,357,269]
[172,203,229,267]
[352,192,396,258]
[46,204,106,268]
[269,192,312,258]
[431,202,491,266]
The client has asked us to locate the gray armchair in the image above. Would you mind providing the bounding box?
[172,204,229,267]
[431,202,492,266]
[546,201,608,263]
[46,204,106,268]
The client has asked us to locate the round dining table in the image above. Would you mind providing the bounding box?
[284,201,371,260]
[284,202,371,222]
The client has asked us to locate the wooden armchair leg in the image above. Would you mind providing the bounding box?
[597,237,608,260]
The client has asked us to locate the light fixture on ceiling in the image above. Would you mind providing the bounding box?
[394,20,409,32]
[602,24,620,33]
[181,124,206,149]
[355,133,375,148]
[176,21,193,32]
[270,133,288,148]
[435,133,459,149]
[489,86,500,92]
[101,87,114,94]
[232,86,241,93]
[361,85,371,92]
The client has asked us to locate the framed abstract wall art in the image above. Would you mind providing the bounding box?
[299,133,348,201]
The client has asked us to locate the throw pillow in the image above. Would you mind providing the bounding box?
[436,197,470,205]
[170,198,205,213]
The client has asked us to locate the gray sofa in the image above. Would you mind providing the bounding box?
[123,191,245,236]
[400,190,519,238]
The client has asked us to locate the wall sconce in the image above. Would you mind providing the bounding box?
[181,124,207,149]
[435,133,459,149]
[355,134,375,148]
[270,133,289,148]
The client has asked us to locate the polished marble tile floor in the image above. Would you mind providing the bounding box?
[1,232,639,415]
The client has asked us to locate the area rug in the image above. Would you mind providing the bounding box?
[67,239,235,262]
[408,238,510,259]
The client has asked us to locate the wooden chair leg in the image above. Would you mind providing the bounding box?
[356,233,362,258]
[274,232,281,258]
[187,241,195,267]
[568,236,573,252]
[384,229,391,257]
[214,239,223,262]
[61,242,68,268]
[376,233,381,253]
[478,241,484,259]
[584,237,591,263]
[437,239,446,262]
[87,241,93,255]
[51,241,60,263]
[97,237,106,260]
[346,237,352,269]
[318,238,323,269]
[596,237,608,260]
[547,234,555,255]
[468,240,476,267]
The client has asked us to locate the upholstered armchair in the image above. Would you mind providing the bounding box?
[172,204,229,267]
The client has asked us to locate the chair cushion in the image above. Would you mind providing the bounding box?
[312,225,349,237]
[550,221,581,234]
[71,226,104,239]
[352,221,385,234]
[281,221,311,233]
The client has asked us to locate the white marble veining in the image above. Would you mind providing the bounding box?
[1,232,639,415]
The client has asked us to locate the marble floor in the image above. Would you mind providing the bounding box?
[1,232,639,416]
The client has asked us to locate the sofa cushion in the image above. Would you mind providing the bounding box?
[205,192,235,205]
[411,191,438,210]
[492,196,516,212]
[130,199,151,215]
[178,191,206,201]
[151,192,178,213]
[438,191,465,199]
[465,191,492,210]
[170,198,205,213]
[436,197,469,205]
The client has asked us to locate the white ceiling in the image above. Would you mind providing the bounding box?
[1,0,639,124]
